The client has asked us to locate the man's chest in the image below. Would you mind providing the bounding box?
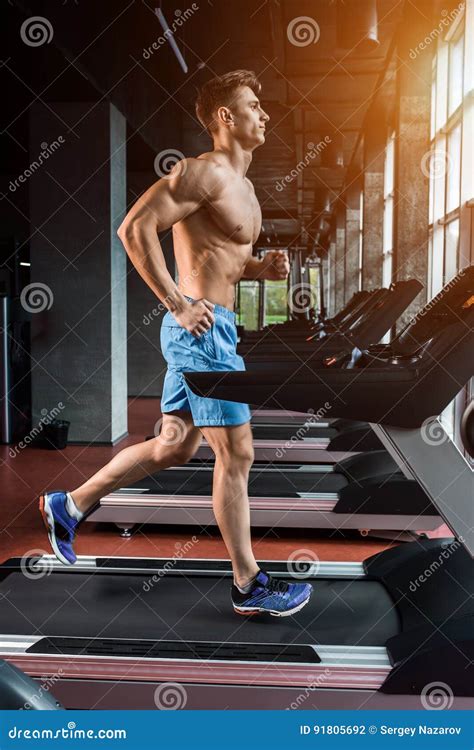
[208,182,262,245]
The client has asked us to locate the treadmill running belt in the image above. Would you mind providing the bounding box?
[128,467,346,496]
[0,572,398,646]
[251,426,334,441]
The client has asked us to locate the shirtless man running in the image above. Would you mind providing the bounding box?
[40,70,313,617]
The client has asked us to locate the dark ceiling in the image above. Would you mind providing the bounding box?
[4,0,412,253]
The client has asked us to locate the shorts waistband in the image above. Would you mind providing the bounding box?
[184,296,235,321]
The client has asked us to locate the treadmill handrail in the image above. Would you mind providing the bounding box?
[185,311,474,428]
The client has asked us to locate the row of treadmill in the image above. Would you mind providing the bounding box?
[0,266,473,711]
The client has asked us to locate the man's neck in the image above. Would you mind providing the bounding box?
[211,139,253,177]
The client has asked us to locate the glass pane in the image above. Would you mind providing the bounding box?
[444,219,459,283]
[446,123,462,212]
[382,251,393,288]
[431,225,444,295]
[448,34,464,115]
[436,44,448,131]
[384,133,395,197]
[383,195,393,253]
[265,280,288,325]
[432,135,447,222]
[428,231,434,298]
[431,74,436,140]
[307,266,321,315]
[463,96,474,202]
[358,191,364,292]
[429,162,435,224]
[236,281,259,330]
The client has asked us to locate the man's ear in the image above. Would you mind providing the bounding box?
[216,106,233,126]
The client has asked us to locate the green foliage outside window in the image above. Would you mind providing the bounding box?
[236,281,259,330]
[265,280,288,325]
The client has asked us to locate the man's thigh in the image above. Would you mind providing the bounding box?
[157,410,202,454]
[200,421,253,459]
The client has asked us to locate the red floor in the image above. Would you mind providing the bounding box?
[0,398,449,564]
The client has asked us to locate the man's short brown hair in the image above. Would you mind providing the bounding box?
[195,70,262,136]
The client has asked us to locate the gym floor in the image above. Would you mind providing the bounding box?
[0,398,449,564]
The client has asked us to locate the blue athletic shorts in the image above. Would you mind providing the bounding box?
[160,300,251,427]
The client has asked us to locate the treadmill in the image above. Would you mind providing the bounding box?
[190,280,423,463]
[238,289,376,348]
[87,449,440,536]
[1,295,472,710]
[240,282,419,362]
[87,272,473,535]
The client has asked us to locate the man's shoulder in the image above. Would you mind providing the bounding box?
[189,154,229,196]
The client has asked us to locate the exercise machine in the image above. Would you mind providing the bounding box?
[91,270,472,535]
[0,291,472,709]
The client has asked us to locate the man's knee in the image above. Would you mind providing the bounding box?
[214,437,254,468]
[151,440,196,467]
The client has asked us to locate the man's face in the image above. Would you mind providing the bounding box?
[225,85,269,148]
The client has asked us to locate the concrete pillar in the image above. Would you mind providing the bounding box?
[394,0,434,320]
[334,204,346,312]
[126,171,175,398]
[362,109,385,289]
[29,102,127,444]
[344,181,361,302]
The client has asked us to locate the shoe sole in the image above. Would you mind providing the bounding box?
[233,594,311,618]
[39,494,75,566]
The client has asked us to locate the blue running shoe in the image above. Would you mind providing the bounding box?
[39,491,79,565]
[231,569,312,617]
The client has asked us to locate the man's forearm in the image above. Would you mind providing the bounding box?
[241,256,266,280]
[118,225,187,313]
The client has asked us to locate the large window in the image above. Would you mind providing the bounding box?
[307,263,321,317]
[264,279,288,325]
[358,190,364,290]
[428,9,465,296]
[236,250,290,329]
[428,1,473,442]
[382,130,395,287]
[236,280,260,330]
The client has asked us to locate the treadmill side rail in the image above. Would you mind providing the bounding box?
[371,422,474,555]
